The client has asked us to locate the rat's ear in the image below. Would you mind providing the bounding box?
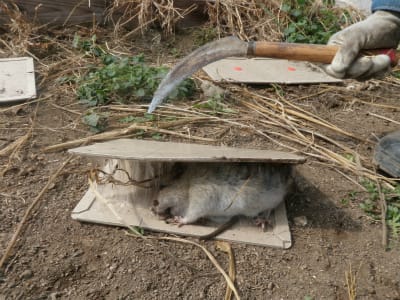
[170,163,186,179]
[159,184,168,190]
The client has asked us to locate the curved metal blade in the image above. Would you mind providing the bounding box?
[148,36,248,113]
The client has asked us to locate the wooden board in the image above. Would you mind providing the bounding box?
[0,0,106,26]
[0,0,209,27]
[203,58,342,84]
[69,138,306,164]
[0,57,36,103]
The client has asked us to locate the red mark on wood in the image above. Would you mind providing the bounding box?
[233,66,243,71]
[288,67,296,71]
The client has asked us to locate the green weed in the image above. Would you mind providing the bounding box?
[391,69,400,79]
[341,191,357,207]
[120,113,155,124]
[72,34,105,57]
[281,0,341,44]
[77,53,195,107]
[342,153,355,163]
[73,36,195,107]
[193,95,237,115]
[193,26,218,47]
[359,179,400,241]
[82,110,109,133]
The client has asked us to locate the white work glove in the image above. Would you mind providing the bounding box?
[325,10,400,79]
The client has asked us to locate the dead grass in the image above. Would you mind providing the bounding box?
[345,263,357,300]
[107,0,197,37]
[206,0,282,41]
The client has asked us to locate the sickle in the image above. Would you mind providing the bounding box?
[148,36,399,113]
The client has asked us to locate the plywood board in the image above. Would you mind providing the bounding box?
[72,184,292,249]
[69,139,306,164]
[0,57,36,103]
[0,0,106,26]
[203,57,341,84]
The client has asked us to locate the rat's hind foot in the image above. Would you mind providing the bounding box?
[173,215,202,227]
[164,216,187,227]
[253,210,273,231]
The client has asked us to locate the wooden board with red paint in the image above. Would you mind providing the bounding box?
[203,57,342,84]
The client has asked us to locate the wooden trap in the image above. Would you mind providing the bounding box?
[69,139,306,248]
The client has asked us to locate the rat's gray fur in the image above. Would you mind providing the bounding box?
[153,162,293,225]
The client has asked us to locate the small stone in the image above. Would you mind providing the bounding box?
[293,216,308,227]
[20,270,33,279]
[200,81,225,99]
[109,263,118,272]
[72,250,84,258]
[267,282,274,290]
[49,292,60,300]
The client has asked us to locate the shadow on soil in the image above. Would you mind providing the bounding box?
[287,173,361,232]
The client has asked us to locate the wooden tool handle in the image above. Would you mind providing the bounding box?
[248,42,399,66]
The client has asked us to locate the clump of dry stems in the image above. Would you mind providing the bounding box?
[206,0,283,41]
[107,0,197,37]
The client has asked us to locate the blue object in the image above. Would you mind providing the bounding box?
[372,0,400,13]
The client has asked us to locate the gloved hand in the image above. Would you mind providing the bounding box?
[325,10,400,79]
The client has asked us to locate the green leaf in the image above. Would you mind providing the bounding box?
[83,112,100,128]
[135,88,145,97]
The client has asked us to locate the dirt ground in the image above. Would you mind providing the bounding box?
[1,28,400,300]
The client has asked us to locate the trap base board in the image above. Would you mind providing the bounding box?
[72,188,292,248]
[203,57,341,84]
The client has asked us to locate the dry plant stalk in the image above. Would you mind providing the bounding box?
[345,264,357,300]
[376,179,388,249]
[205,0,363,41]
[206,0,283,41]
[216,241,236,300]
[0,2,46,56]
[107,0,197,37]
[42,123,215,152]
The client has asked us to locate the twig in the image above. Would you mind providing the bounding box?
[376,179,388,249]
[88,178,143,236]
[0,155,74,270]
[367,112,400,125]
[126,232,241,300]
[63,0,87,26]
[0,95,52,113]
[50,102,82,116]
[243,93,368,143]
[0,133,31,157]
[42,124,215,152]
[334,169,367,192]
[1,102,39,176]
[339,94,400,110]
[216,241,236,300]
[345,263,357,300]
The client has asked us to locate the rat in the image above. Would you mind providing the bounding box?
[152,162,293,239]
